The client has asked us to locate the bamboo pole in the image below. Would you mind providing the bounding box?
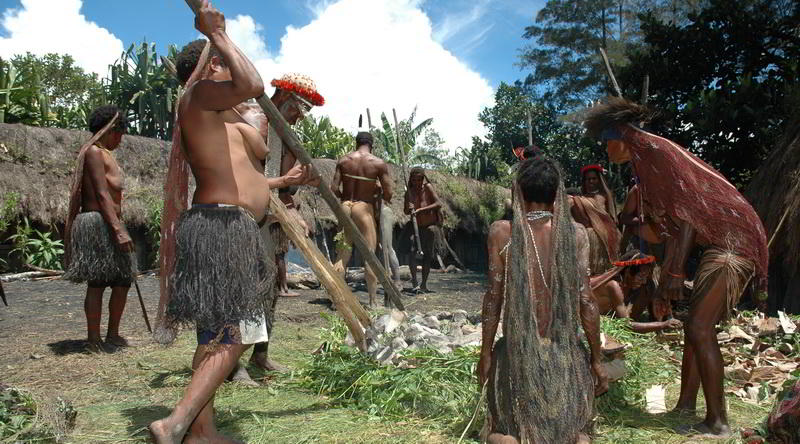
[182,0,404,311]
[641,75,650,105]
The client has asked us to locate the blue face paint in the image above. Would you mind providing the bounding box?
[600,127,622,142]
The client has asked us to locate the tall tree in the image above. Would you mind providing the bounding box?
[618,0,800,186]
[519,0,705,109]
[1,53,104,128]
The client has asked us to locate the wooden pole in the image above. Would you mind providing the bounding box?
[527,108,533,146]
[184,0,404,311]
[392,108,409,185]
[366,108,373,129]
[641,75,650,105]
[270,194,369,351]
[598,47,623,98]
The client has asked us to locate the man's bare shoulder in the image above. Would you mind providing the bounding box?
[489,220,512,246]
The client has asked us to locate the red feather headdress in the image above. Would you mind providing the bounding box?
[271,73,325,106]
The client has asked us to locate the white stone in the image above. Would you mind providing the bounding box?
[422,315,441,330]
[391,337,409,350]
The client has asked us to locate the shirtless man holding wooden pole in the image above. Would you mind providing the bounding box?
[331,132,393,308]
[149,3,313,442]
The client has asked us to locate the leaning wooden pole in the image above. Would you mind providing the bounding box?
[183,0,404,311]
[599,47,623,98]
[270,194,369,351]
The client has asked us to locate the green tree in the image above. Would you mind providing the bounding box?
[617,0,800,186]
[519,0,705,109]
[295,114,354,159]
[1,53,104,128]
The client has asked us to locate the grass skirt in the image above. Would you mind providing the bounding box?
[167,206,276,333]
[62,212,135,285]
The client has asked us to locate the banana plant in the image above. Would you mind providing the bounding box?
[370,107,443,169]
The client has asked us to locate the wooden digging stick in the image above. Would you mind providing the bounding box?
[269,194,369,351]
[183,0,404,311]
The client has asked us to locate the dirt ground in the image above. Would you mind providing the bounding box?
[0,273,485,370]
[0,270,484,369]
[0,270,771,443]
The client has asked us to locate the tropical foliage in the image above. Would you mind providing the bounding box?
[295,114,354,160]
[370,107,449,175]
[106,41,179,140]
[8,217,64,270]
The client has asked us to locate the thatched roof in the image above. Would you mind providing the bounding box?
[0,123,169,228]
[746,115,800,312]
[0,123,509,235]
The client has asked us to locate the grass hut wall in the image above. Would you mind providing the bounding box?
[0,123,509,272]
[746,116,800,314]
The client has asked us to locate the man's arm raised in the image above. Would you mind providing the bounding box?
[188,1,264,111]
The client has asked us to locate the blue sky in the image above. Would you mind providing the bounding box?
[0,0,545,150]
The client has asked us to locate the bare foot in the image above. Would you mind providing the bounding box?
[669,405,697,416]
[105,335,130,347]
[249,353,289,373]
[419,286,434,293]
[149,418,182,444]
[675,421,731,438]
[184,430,244,444]
[368,300,380,309]
[227,364,259,387]
[576,433,591,444]
[278,290,301,297]
[86,340,114,354]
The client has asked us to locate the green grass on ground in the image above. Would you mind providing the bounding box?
[4,315,773,443]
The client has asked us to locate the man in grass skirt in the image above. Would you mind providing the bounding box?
[63,105,135,353]
[149,3,313,442]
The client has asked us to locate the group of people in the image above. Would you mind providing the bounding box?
[477,98,768,442]
[60,3,447,443]
[55,2,770,443]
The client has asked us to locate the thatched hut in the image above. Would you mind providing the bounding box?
[746,116,800,314]
[0,123,508,271]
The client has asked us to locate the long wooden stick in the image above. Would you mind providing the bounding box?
[270,194,369,351]
[599,47,623,98]
[182,0,403,311]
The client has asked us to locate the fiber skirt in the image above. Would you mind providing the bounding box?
[167,206,276,334]
[62,212,135,287]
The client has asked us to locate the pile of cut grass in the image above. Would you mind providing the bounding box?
[295,315,483,436]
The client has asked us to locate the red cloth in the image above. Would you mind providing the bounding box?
[154,42,211,340]
[63,113,119,268]
[621,124,768,290]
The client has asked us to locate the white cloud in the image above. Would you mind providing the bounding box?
[224,15,270,60]
[227,0,494,152]
[0,0,123,76]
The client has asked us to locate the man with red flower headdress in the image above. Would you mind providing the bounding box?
[237,72,325,375]
[584,97,768,437]
[569,164,621,275]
